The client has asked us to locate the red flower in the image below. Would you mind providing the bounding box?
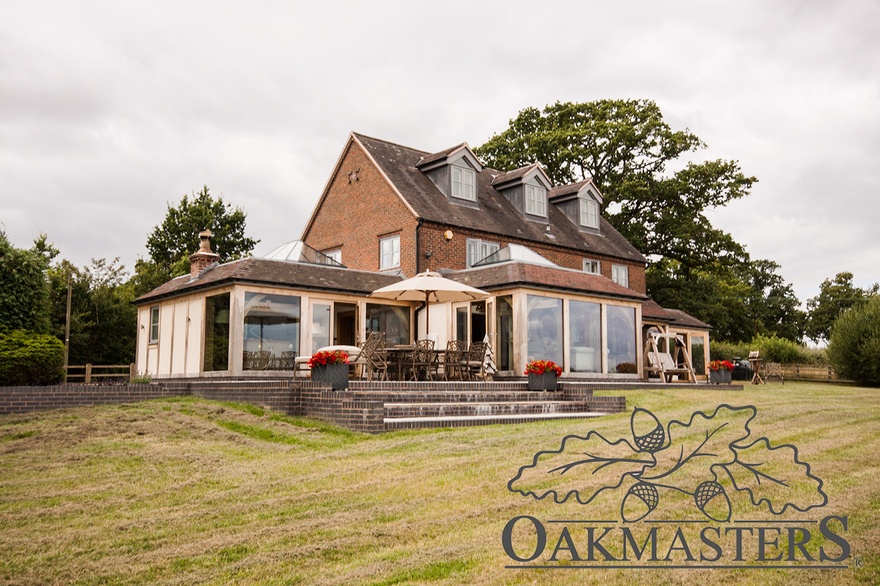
[308,350,350,368]
[708,360,734,371]
[524,360,562,377]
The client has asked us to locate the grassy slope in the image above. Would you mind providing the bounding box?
[0,383,877,585]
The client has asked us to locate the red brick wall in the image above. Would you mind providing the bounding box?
[418,222,647,294]
[303,139,419,276]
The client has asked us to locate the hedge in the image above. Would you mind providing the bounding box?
[0,329,65,386]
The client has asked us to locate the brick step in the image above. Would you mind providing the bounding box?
[384,411,606,430]
[355,390,579,404]
[384,400,593,418]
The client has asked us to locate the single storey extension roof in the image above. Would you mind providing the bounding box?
[353,133,646,264]
[445,262,647,301]
[134,258,403,305]
[663,309,712,330]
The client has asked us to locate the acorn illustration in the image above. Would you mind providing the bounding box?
[630,408,665,453]
[621,482,659,522]
[694,480,731,522]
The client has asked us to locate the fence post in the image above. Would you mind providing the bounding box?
[85,363,92,384]
[129,363,136,383]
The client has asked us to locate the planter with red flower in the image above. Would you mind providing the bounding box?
[525,360,563,391]
[708,359,734,385]
[308,350,350,390]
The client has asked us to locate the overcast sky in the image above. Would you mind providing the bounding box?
[1,0,877,304]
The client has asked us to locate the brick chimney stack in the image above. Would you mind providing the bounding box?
[189,229,220,277]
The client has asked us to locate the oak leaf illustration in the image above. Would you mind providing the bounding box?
[508,431,655,505]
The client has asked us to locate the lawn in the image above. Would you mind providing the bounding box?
[0,382,878,585]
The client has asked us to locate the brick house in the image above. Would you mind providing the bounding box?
[134,132,710,380]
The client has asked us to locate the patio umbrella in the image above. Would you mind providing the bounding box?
[368,271,489,338]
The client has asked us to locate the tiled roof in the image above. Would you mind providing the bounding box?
[663,309,712,330]
[642,299,674,322]
[444,262,647,301]
[416,143,469,168]
[134,258,403,305]
[549,178,596,200]
[353,133,646,264]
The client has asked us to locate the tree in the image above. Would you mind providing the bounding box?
[474,100,809,342]
[0,231,56,333]
[48,258,138,366]
[827,296,880,386]
[476,100,756,270]
[806,272,878,344]
[141,185,258,290]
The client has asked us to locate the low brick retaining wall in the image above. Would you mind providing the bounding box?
[0,378,651,431]
[0,383,182,415]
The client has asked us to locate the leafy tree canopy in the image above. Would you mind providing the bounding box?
[827,295,880,386]
[475,100,757,269]
[806,272,879,344]
[145,185,258,273]
[0,231,56,333]
[48,258,137,366]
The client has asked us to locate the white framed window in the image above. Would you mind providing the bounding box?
[580,198,599,229]
[379,235,400,270]
[612,264,629,288]
[466,239,500,267]
[583,259,601,274]
[451,165,476,201]
[149,306,160,343]
[525,184,547,217]
[324,249,342,264]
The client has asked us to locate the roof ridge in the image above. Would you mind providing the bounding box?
[352,132,431,156]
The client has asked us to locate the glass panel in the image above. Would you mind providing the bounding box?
[570,300,601,373]
[204,293,230,372]
[607,305,636,373]
[527,295,563,366]
[692,335,706,375]
[312,303,331,353]
[366,303,410,346]
[380,236,400,269]
[149,306,160,343]
[456,306,468,342]
[243,293,300,370]
[496,296,513,371]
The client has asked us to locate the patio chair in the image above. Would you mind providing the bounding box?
[411,339,436,381]
[278,351,297,370]
[245,350,272,370]
[444,340,467,381]
[362,332,389,381]
[764,362,784,385]
[462,341,488,381]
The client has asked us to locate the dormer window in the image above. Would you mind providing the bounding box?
[451,164,476,201]
[416,143,483,205]
[580,198,599,229]
[525,184,547,217]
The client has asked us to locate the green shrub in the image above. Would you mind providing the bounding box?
[710,335,825,365]
[0,330,65,386]
[827,297,880,386]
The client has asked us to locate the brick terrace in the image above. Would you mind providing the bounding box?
[0,380,739,433]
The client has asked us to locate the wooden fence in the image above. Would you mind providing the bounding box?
[775,363,846,383]
[65,364,137,383]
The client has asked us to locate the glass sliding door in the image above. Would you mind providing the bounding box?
[569,300,601,373]
[526,295,563,367]
[496,296,513,372]
[243,292,300,370]
[607,305,636,373]
[311,303,331,353]
[204,293,230,372]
